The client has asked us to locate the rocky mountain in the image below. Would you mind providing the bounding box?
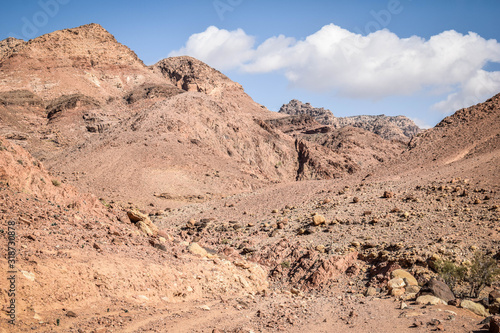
[279,99,421,142]
[0,23,166,101]
[0,25,301,207]
[0,24,407,207]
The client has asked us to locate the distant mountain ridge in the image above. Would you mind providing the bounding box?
[279,99,421,142]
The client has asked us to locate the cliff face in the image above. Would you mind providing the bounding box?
[279,99,421,142]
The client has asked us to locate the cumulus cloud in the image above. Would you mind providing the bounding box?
[170,24,500,113]
[169,26,255,70]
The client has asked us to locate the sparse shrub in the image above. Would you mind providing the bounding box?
[281,261,291,268]
[17,159,24,166]
[52,179,61,187]
[100,199,110,208]
[467,251,500,298]
[434,259,467,294]
[434,251,500,298]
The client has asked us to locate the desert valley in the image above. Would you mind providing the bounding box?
[0,23,499,332]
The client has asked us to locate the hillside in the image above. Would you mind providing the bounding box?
[388,93,500,184]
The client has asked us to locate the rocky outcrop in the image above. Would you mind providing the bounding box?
[279,99,336,125]
[152,56,243,97]
[253,239,359,290]
[279,99,421,142]
[0,37,27,61]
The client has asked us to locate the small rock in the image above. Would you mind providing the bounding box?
[461,300,489,317]
[312,214,326,226]
[391,288,405,297]
[127,210,158,236]
[66,311,78,318]
[127,210,148,223]
[352,197,360,203]
[387,277,406,291]
[199,305,210,311]
[188,243,211,258]
[93,328,108,333]
[402,293,418,301]
[383,191,394,198]
[365,287,377,297]
[316,245,326,253]
[406,285,421,294]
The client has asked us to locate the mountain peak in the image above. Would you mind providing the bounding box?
[152,56,243,96]
[0,23,158,100]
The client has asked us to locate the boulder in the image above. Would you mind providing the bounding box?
[188,243,212,258]
[391,288,405,297]
[418,278,455,303]
[127,209,148,223]
[127,210,158,236]
[461,300,489,317]
[387,277,406,291]
[416,295,447,305]
[490,290,500,315]
[490,316,500,333]
[391,269,418,286]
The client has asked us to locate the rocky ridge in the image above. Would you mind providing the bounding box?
[279,99,421,142]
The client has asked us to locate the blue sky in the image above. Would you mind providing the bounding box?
[1,1,500,127]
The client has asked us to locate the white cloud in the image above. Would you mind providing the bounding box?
[168,26,255,70]
[170,24,500,113]
[409,117,432,130]
[432,70,500,113]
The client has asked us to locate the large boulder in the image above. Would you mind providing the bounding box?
[461,300,489,317]
[391,269,418,286]
[418,278,455,303]
[416,295,447,305]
